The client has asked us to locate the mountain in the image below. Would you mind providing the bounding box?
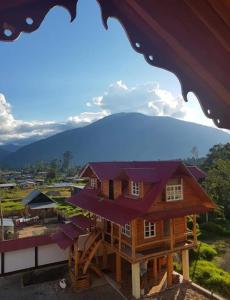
[1,113,230,167]
[0,148,11,161]
[0,144,21,152]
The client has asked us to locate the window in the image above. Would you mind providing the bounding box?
[144,221,156,238]
[131,181,140,196]
[90,177,97,188]
[121,223,131,237]
[166,178,183,201]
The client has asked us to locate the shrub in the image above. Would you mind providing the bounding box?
[191,260,230,298]
[190,242,217,261]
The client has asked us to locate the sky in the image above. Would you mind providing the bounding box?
[0,0,217,144]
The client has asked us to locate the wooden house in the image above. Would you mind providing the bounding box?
[52,161,216,298]
[22,190,57,222]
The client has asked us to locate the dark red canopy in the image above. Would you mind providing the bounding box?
[0,0,229,128]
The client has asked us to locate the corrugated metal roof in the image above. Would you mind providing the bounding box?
[119,168,159,182]
[22,190,55,206]
[0,235,53,252]
[59,223,85,240]
[68,189,140,225]
[52,231,73,250]
[70,215,92,230]
[187,166,206,180]
[1,218,14,227]
[29,202,57,209]
[145,206,208,222]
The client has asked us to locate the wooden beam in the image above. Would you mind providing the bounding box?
[118,225,121,252]
[193,214,197,246]
[131,220,136,259]
[167,253,173,287]
[102,244,108,268]
[111,222,113,247]
[170,218,174,250]
[152,257,157,282]
[116,252,122,283]
[182,249,190,281]
[74,240,79,277]
[132,262,140,299]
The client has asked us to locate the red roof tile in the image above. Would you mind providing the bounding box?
[68,189,140,225]
[119,168,159,182]
[52,231,73,250]
[59,223,85,240]
[0,235,53,253]
[145,206,209,222]
[70,215,92,230]
[187,166,206,180]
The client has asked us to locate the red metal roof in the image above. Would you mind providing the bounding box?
[52,231,73,250]
[0,235,53,253]
[59,223,85,240]
[68,189,141,225]
[119,168,159,183]
[145,206,209,222]
[70,215,92,230]
[187,166,206,181]
[85,161,181,181]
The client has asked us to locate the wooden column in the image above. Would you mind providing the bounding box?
[132,262,140,299]
[118,225,121,252]
[131,220,136,259]
[74,240,79,277]
[102,244,108,268]
[182,249,190,281]
[167,253,173,287]
[152,257,157,282]
[116,252,121,283]
[193,215,197,246]
[170,218,174,250]
[111,222,113,247]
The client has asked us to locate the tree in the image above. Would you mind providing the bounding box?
[204,159,230,219]
[202,143,230,171]
[62,151,73,171]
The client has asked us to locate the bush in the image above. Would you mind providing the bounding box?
[190,242,217,261]
[191,260,230,298]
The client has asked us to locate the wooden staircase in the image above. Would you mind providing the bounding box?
[69,230,103,289]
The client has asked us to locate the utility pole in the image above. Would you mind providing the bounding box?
[0,197,4,241]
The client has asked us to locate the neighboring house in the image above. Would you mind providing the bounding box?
[0,218,14,240]
[22,190,57,221]
[19,180,36,189]
[52,161,216,299]
[0,183,17,190]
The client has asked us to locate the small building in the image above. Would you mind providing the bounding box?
[0,218,14,240]
[19,180,36,189]
[22,190,57,222]
[0,183,17,190]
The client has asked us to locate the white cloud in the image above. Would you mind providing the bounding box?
[0,81,223,144]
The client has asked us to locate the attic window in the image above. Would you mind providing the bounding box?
[90,177,97,189]
[131,181,140,197]
[166,178,183,201]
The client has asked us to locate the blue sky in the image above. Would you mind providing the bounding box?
[0,0,215,144]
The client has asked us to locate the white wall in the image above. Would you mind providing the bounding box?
[38,244,68,266]
[0,253,2,275]
[5,248,35,273]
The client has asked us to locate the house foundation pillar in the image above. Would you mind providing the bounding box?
[182,249,190,281]
[115,253,121,283]
[132,262,140,299]
[167,253,173,287]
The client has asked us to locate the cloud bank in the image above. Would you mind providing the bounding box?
[0,81,215,144]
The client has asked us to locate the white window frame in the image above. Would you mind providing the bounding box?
[90,177,97,189]
[144,220,156,238]
[166,178,183,201]
[131,181,140,197]
[121,223,131,237]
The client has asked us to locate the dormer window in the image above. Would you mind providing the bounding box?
[90,177,97,189]
[166,178,183,201]
[131,181,140,197]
